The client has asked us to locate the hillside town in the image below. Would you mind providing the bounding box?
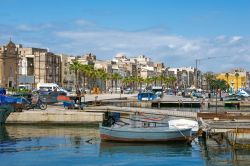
[0,40,249,94]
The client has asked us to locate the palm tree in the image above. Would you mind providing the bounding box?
[211,79,228,99]
[122,77,131,88]
[82,65,94,90]
[69,60,81,89]
[79,64,91,90]
[205,73,214,91]
[235,72,239,92]
[129,75,137,91]
[96,69,108,92]
[111,73,122,93]
[169,76,177,89]
[158,74,166,87]
[145,77,153,88]
[151,76,158,86]
[136,76,144,92]
[163,77,170,89]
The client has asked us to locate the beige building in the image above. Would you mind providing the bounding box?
[0,40,62,88]
[19,46,61,87]
[168,67,196,88]
[0,41,20,88]
[60,54,76,89]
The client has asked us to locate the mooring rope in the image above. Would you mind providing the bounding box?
[172,125,187,139]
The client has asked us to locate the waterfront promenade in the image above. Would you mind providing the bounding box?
[5,93,199,124]
[6,93,137,124]
[6,93,250,125]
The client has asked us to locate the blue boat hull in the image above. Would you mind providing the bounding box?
[0,104,15,125]
[100,125,192,142]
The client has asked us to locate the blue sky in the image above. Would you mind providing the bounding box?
[0,0,250,72]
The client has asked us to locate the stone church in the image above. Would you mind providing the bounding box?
[0,40,20,88]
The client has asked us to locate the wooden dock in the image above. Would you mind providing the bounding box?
[151,100,201,108]
[198,112,250,134]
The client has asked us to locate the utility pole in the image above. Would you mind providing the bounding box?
[195,57,216,89]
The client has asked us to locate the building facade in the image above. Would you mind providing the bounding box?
[0,40,62,88]
[0,41,20,88]
[19,47,61,87]
[216,68,250,91]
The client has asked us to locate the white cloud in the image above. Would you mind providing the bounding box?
[180,43,200,52]
[75,19,95,26]
[1,21,250,72]
[230,36,242,43]
[54,28,250,72]
[16,23,53,31]
[17,24,37,31]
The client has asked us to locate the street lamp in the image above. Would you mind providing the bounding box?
[195,57,216,88]
[231,80,234,93]
[45,66,49,83]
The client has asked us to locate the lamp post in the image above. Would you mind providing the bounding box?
[195,57,216,88]
[231,80,234,94]
[45,66,49,83]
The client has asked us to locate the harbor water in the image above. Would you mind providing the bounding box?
[1,125,250,166]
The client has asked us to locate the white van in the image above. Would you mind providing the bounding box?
[37,83,70,96]
[37,83,59,92]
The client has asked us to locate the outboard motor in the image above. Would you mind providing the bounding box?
[102,112,120,127]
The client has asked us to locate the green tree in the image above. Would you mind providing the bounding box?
[211,79,228,99]
[145,77,153,88]
[122,77,131,88]
[169,76,177,89]
[79,64,92,90]
[69,60,81,89]
[151,76,158,86]
[158,74,166,87]
[136,76,144,91]
[96,69,108,92]
[205,73,214,91]
[163,77,170,89]
[111,73,122,93]
[129,76,137,91]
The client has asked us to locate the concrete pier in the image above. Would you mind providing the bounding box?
[6,110,103,124]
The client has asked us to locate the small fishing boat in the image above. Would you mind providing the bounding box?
[100,112,192,142]
[100,125,192,142]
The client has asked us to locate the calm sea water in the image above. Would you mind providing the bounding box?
[1,125,250,166]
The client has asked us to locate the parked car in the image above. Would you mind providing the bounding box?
[192,92,205,98]
[123,88,133,94]
[109,87,121,93]
[237,89,250,97]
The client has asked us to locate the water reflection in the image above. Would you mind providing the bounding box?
[199,137,250,166]
[1,125,250,165]
[0,125,100,154]
[100,141,192,156]
[5,124,99,139]
[0,125,10,141]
